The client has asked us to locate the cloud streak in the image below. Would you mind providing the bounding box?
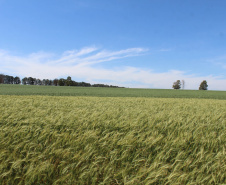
[0,47,226,90]
[48,47,148,66]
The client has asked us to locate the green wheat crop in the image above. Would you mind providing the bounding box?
[1,84,226,99]
[0,95,225,184]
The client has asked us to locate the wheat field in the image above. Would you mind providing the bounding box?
[1,84,226,100]
[0,95,225,184]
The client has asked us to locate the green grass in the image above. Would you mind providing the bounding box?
[0,84,226,99]
[0,95,225,184]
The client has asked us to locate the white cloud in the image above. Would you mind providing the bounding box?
[0,47,226,90]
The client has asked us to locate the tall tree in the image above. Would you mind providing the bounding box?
[172,80,181,89]
[66,76,72,86]
[0,74,4,84]
[4,75,14,84]
[43,79,50,86]
[49,80,53,86]
[58,78,66,86]
[53,79,58,86]
[28,77,35,85]
[22,77,28,85]
[199,80,208,90]
[36,79,42,85]
[14,76,21,84]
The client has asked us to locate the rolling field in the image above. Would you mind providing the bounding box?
[0,95,225,184]
[1,84,226,99]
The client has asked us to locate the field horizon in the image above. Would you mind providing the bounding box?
[1,84,226,100]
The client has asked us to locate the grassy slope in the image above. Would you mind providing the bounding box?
[0,95,226,184]
[0,84,226,99]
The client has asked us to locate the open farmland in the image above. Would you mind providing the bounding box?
[1,84,226,99]
[0,95,225,184]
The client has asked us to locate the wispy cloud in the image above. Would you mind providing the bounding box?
[0,47,226,90]
[48,47,148,66]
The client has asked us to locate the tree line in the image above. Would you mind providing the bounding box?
[0,73,209,90]
[0,74,122,88]
[0,74,21,84]
[172,80,208,90]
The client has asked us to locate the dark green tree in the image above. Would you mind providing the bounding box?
[0,74,5,84]
[4,75,14,84]
[22,77,28,85]
[199,80,208,90]
[44,79,50,86]
[35,79,42,85]
[58,78,66,86]
[14,76,21,84]
[28,77,35,85]
[172,80,181,89]
[53,79,58,86]
[66,76,72,86]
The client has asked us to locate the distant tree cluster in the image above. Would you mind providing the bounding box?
[0,74,122,88]
[53,77,92,87]
[21,76,122,87]
[92,84,119,88]
[172,80,208,90]
[0,74,21,84]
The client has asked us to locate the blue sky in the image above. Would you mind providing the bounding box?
[0,0,226,90]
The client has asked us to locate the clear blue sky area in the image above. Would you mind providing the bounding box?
[0,0,226,90]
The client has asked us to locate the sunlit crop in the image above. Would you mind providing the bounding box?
[0,95,225,184]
